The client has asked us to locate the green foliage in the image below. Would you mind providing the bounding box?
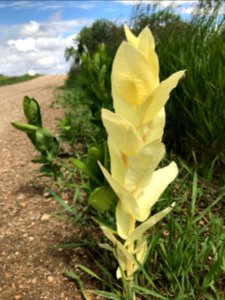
[0,73,40,86]
[129,1,225,179]
[78,43,113,122]
[64,46,77,62]
[12,96,62,180]
[70,143,118,216]
[59,169,225,299]
[76,19,124,57]
[60,44,112,145]
[88,186,118,213]
[57,86,105,147]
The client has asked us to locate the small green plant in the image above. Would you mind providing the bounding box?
[57,56,108,147]
[71,143,119,215]
[78,43,113,124]
[49,142,119,231]
[12,96,63,180]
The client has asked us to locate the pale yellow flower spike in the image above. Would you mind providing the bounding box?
[99,24,185,282]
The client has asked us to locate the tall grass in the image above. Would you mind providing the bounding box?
[159,20,225,177]
[130,2,225,180]
[61,166,225,299]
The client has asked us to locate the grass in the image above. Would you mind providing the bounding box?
[147,8,225,179]
[0,73,40,86]
[53,161,225,299]
[56,80,107,148]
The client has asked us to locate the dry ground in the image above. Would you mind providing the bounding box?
[0,75,97,300]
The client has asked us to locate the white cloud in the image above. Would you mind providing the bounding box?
[70,2,96,10]
[116,0,149,5]
[8,38,37,52]
[0,1,98,11]
[10,1,31,8]
[117,0,191,5]
[36,55,58,69]
[117,0,197,10]
[180,5,195,15]
[20,21,40,35]
[39,4,65,11]
[0,15,93,76]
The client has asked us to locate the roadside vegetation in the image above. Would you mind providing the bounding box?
[0,73,40,87]
[12,1,225,299]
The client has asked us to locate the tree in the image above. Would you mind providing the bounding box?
[75,19,124,57]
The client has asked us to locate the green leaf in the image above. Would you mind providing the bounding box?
[76,264,102,281]
[88,186,118,212]
[70,158,102,185]
[11,122,37,133]
[23,96,42,127]
[35,127,53,151]
[87,146,102,162]
[64,271,91,300]
[191,171,198,216]
[90,290,122,300]
[132,284,168,300]
[32,156,49,164]
[92,216,116,232]
[98,243,114,252]
[86,146,103,179]
[47,189,74,213]
[39,164,54,176]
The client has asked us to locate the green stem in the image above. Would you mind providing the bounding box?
[128,279,135,300]
[125,215,136,299]
[126,216,136,276]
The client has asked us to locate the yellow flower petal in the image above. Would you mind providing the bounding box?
[99,162,141,219]
[138,26,155,50]
[102,109,144,157]
[116,201,132,239]
[138,27,159,84]
[111,90,140,126]
[139,108,165,144]
[134,238,148,268]
[112,42,156,107]
[139,70,185,124]
[108,137,126,185]
[100,225,135,262]
[125,140,165,191]
[124,24,139,48]
[136,162,178,221]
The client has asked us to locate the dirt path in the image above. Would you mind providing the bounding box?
[0,75,85,299]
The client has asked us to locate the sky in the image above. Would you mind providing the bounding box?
[0,0,197,76]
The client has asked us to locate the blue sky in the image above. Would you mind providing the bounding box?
[0,0,196,76]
